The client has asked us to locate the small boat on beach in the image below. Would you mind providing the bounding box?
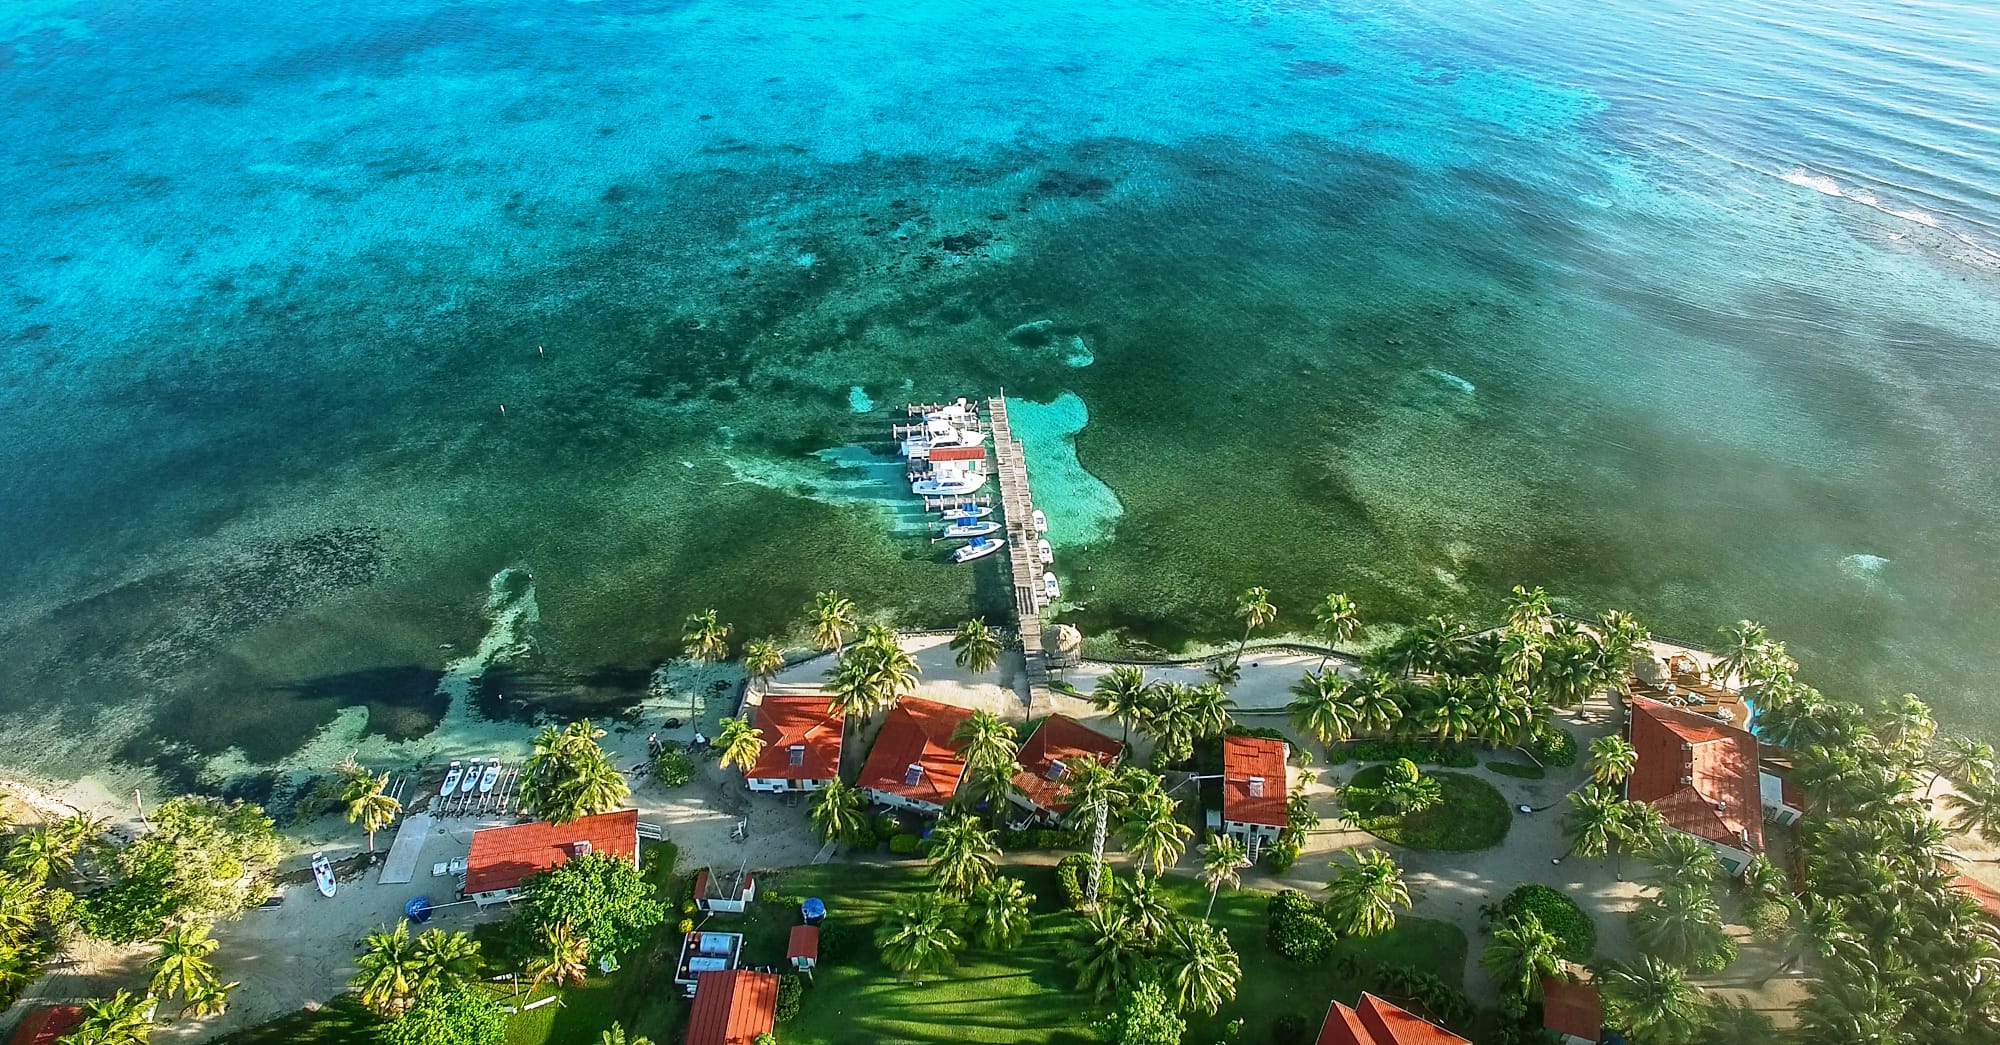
[440,761,464,797]
[479,761,502,793]
[1043,571,1061,600]
[952,536,1006,563]
[312,853,336,898]
[1031,510,1048,533]
[939,520,1001,539]
[940,503,991,521]
[1037,539,1054,564]
[459,760,484,795]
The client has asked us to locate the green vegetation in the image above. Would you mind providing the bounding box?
[1484,760,1544,780]
[520,721,630,825]
[79,796,281,943]
[950,618,1002,674]
[1342,765,1511,851]
[519,853,666,964]
[1493,885,1594,962]
[650,749,692,788]
[383,987,508,1045]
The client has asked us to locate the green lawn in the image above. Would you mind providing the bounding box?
[1347,766,1512,851]
[212,995,383,1044]
[1484,760,1545,780]
[738,863,1468,1045]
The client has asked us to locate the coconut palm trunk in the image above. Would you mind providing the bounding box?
[1087,802,1109,905]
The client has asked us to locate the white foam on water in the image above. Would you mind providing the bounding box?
[1420,367,1477,395]
[1841,552,1890,575]
[1780,166,2000,263]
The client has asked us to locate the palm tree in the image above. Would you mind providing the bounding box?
[1586,735,1639,786]
[741,639,785,695]
[343,770,402,854]
[1646,831,1721,886]
[520,720,629,825]
[875,892,963,983]
[828,635,920,736]
[1121,791,1192,878]
[1762,896,1857,984]
[525,919,590,1001]
[926,815,1000,899]
[1712,620,1769,689]
[1874,692,1936,758]
[1290,670,1357,749]
[1199,836,1250,920]
[808,591,858,655]
[1058,756,1128,906]
[1205,657,1241,690]
[1325,848,1410,938]
[1119,874,1175,944]
[682,609,732,665]
[1928,734,1995,796]
[1311,592,1360,672]
[951,618,1002,674]
[715,716,765,774]
[958,759,1022,822]
[1505,585,1554,635]
[1497,630,1544,686]
[1480,912,1561,1001]
[1,826,78,885]
[65,990,154,1045]
[952,711,1019,772]
[1139,683,1202,765]
[1372,758,1442,816]
[808,779,869,847]
[1601,956,1703,1045]
[966,877,1034,949]
[1737,854,1787,908]
[0,873,39,940]
[1161,919,1240,1016]
[1346,673,1404,737]
[410,928,483,995]
[148,923,219,1013]
[1631,884,1728,969]
[1418,690,1476,745]
[1090,666,1155,749]
[1067,907,1140,1002]
[1233,587,1277,669]
[599,1025,656,1045]
[1184,683,1237,742]
[352,920,422,1016]
[1797,973,1908,1045]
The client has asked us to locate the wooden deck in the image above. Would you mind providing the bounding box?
[986,396,1052,704]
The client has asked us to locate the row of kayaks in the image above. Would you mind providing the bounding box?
[440,759,503,797]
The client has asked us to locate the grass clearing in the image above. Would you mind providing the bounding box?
[1347,766,1512,851]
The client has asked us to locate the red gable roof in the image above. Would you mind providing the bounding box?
[1317,994,1469,1045]
[1223,735,1288,828]
[857,697,974,805]
[1541,977,1603,1040]
[462,809,639,895]
[1012,715,1122,813]
[1626,697,1764,854]
[686,969,778,1045]
[926,445,986,462]
[8,1007,83,1045]
[1955,874,2000,920]
[788,925,820,961]
[745,695,844,781]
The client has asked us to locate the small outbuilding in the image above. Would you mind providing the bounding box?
[685,968,778,1045]
[1541,976,1605,1045]
[788,924,820,972]
[692,867,758,914]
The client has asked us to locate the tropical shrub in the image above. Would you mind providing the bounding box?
[1265,835,1302,874]
[775,973,804,1021]
[1524,723,1577,767]
[1495,884,1595,961]
[1374,965,1473,1027]
[817,920,855,960]
[520,853,666,962]
[1267,890,1336,964]
[1056,854,1118,910]
[998,828,1083,851]
[652,750,694,787]
[875,815,903,845]
[1330,739,1477,768]
[677,917,695,935]
[1271,1012,1311,1045]
[888,833,921,855]
[1745,898,1794,940]
[383,986,507,1045]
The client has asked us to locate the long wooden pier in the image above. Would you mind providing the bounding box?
[986,396,1051,698]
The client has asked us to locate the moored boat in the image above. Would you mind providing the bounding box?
[952,536,1006,563]
[913,472,988,497]
[312,852,336,898]
[440,760,463,796]
[479,761,502,793]
[941,503,991,521]
[1038,538,1054,564]
[1031,510,1048,533]
[459,759,483,795]
[940,520,1001,539]
[1043,571,1061,600]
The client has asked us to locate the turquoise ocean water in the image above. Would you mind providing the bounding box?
[2,0,1997,789]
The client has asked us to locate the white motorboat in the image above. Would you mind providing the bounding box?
[479,761,502,793]
[312,853,336,898]
[940,503,991,521]
[952,536,1006,563]
[462,759,486,795]
[439,761,463,797]
[1043,571,1061,600]
[1031,510,1048,533]
[902,424,988,459]
[913,473,988,497]
[1037,538,1054,564]
[940,520,1001,539]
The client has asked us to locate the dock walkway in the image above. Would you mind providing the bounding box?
[986,396,1052,706]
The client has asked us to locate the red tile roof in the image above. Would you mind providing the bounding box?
[857,697,975,806]
[788,925,819,961]
[1012,715,1122,813]
[686,969,778,1045]
[1223,735,1288,828]
[1626,697,1764,854]
[926,445,986,462]
[462,809,639,895]
[1955,874,2000,920]
[745,695,844,781]
[1540,977,1603,1041]
[1316,994,1469,1045]
[8,1007,83,1045]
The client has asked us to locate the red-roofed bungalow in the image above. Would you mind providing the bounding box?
[1316,993,1469,1045]
[1625,696,1764,876]
[1540,976,1604,1045]
[7,1006,83,1045]
[1011,714,1122,820]
[857,697,974,813]
[461,809,639,906]
[744,695,844,794]
[788,925,820,972]
[1222,734,1289,846]
[685,969,778,1045]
